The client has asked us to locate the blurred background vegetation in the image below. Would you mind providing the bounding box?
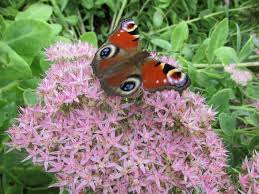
[0,0,258,193]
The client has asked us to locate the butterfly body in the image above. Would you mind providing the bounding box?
[91,19,190,96]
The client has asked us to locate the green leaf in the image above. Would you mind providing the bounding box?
[253,35,259,47]
[23,89,39,106]
[81,0,94,9]
[49,24,62,36]
[214,46,238,64]
[0,110,5,127]
[158,0,171,9]
[65,15,78,26]
[209,88,232,113]
[0,15,6,39]
[235,23,241,53]
[153,9,163,27]
[192,38,209,63]
[4,184,23,194]
[95,0,116,12]
[245,85,259,100]
[245,113,259,127]
[0,42,31,81]
[27,188,60,194]
[20,78,40,89]
[206,18,229,63]
[151,38,171,50]
[58,0,69,11]
[80,32,98,47]
[40,57,52,72]
[3,19,53,63]
[13,166,53,187]
[15,3,53,21]
[171,22,189,52]
[0,150,29,170]
[249,136,259,150]
[239,37,254,62]
[0,102,17,131]
[207,0,215,10]
[219,113,236,135]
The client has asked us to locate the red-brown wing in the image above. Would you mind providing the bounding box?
[108,18,140,50]
[98,51,149,96]
[141,59,191,92]
[91,18,140,78]
[100,64,142,96]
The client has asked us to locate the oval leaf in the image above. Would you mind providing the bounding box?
[153,9,163,27]
[15,3,53,21]
[0,42,31,81]
[80,32,98,47]
[219,113,236,135]
[23,89,39,106]
[171,22,189,52]
[206,18,229,63]
[192,38,210,63]
[3,19,53,63]
[215,46,238,64]
[208,88,233,113]
[151,38,171,50]
[239,37,254,62]
[245,85,259,100]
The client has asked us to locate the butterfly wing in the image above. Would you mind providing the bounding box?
[91,18,147,96]
[98,51,149,96]
[108,18,140,50]
[140,59,191,92]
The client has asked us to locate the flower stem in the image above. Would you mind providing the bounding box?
[194,62,259,68]
[113,0,127,31]
[77,8,85,34]
[137,0,151,17]
[50,0,69,31]
[149,5,254,35]
[109,10,117,33]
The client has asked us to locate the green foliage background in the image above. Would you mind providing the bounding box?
[0,0,258,193]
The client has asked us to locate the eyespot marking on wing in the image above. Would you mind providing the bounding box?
[117,75,141,96]
[96,44,119,60]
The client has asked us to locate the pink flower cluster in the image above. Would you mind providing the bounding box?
[239,151,259,193]
[7,42,233,194]
[224,64,253,86]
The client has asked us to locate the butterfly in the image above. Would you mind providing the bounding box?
[91,18,190,96]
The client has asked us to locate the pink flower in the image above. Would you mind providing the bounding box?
[239,151,259,193]
[224,63,253,86]
[7,41,234,194]
[45,41,97,62]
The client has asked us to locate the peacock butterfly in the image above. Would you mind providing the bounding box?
[91,18,191,96]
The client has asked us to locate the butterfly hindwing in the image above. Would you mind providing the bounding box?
[99,51,149,96]
[141,59,191,92]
